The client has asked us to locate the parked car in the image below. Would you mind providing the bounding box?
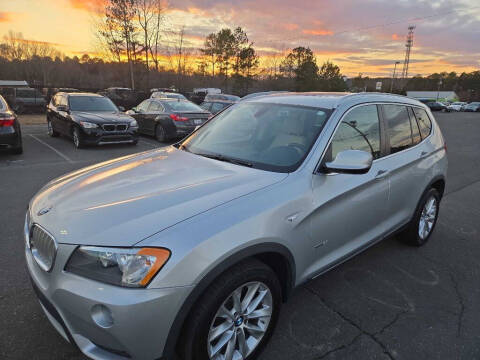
[0,94,22,154]
[46,92,138,148]
[98,87,141,110]
[190,88,222,104]
[151,91,187,100]
[26,93,447,360]
[0,87,46,114]
[200,100,235,115]
[425,101,448,112]
[127,98,210,142]
[204,94,240,102]
[464,102,480,112]
[447,102,467,112]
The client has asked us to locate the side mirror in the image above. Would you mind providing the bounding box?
[57,105,69,113]
[118,106,125,112]
[323,150,373,174]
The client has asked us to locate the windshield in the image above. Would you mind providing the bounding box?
[166,101,204,112]
[180,102,331,172]
[69,96,118,112]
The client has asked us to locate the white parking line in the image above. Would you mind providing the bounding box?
[29,135,74,163]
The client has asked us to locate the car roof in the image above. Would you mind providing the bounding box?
[59,92,104,97]
[244,92,426,109]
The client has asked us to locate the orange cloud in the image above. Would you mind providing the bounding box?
[302,29,334,36]
[392,33,400,40]
[0,12,14,23]
[69,0,105,12]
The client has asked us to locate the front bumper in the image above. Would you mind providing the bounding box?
[81,127,139,145]
[26,239,192,360]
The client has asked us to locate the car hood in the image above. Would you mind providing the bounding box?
[72,111,134,123]
[30,147,287,247]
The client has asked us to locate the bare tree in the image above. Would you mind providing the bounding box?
[98,0,138,89]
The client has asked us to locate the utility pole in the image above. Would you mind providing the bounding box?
[401,25,415,85]
[390,61,401,93]
[436,79,443,101]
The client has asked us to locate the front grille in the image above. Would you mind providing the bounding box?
[30,225,57,272]
[102,124,128,132]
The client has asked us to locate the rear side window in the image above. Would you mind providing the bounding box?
[383,104,413,154]
[148,101,163,112]
[331,104,381,160]
[408,108,422,145]
[412,108,432,139]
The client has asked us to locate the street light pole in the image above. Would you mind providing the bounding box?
[390,61,400,93]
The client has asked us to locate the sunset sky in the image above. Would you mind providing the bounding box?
[1,0,479,76]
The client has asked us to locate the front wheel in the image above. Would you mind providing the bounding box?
[180,259,282,360]
[72,127,85,149]
[399,188,441,246]
[47,119,59,137]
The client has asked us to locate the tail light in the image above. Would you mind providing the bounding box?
[170,114,188,122]
[0,115,15,127]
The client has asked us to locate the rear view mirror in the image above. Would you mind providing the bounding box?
[324,150,373,174]
[57,105,69,113]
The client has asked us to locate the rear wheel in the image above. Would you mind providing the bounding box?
[399,188,441,246]
[47,119,59,137]
[72,127,85,149]
[155,124,167,142]
[180,259,281,360]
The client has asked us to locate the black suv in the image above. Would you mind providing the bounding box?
[46,93,138,148]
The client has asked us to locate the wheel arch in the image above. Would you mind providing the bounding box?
[163,242,295,359]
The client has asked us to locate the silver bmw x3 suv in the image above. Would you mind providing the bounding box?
[25,92,447,360]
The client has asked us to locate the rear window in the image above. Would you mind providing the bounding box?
[166,101,204,112]
[0,96,7,110]
[412,107,432,139]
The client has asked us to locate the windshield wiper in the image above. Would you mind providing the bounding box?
[196,153,253,168]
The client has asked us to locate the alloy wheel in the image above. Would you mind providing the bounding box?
[207,281,273,360]
[419,196,437,240]
[47,120,53,135]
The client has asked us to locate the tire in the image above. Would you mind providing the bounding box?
[72,127,85,149]
[11,143,23,155]
[47,119,59,137]
[180,259,282,360]
[131,139,138,146]
[399,188,441,246]
[155,124,167,142]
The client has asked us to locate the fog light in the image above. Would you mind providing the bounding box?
[91,304,114,328]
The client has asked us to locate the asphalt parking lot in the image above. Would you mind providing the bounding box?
[1,112,480,359]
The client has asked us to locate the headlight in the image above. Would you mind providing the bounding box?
[79,121,98,129]
[65,246,170,287]
[129,119,138,127]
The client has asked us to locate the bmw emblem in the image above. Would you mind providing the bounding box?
[37,206,52,216]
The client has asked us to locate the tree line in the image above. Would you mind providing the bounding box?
[0,0,478,99]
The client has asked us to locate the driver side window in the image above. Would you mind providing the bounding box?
[137,100,150,112]
[330,105,381,161]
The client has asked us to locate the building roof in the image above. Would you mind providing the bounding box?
[0,80,29,88]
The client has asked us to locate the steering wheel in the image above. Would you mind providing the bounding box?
[288,143,307,155]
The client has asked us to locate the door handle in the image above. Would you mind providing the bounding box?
[375,169,389,179]
[420,151,428,158]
